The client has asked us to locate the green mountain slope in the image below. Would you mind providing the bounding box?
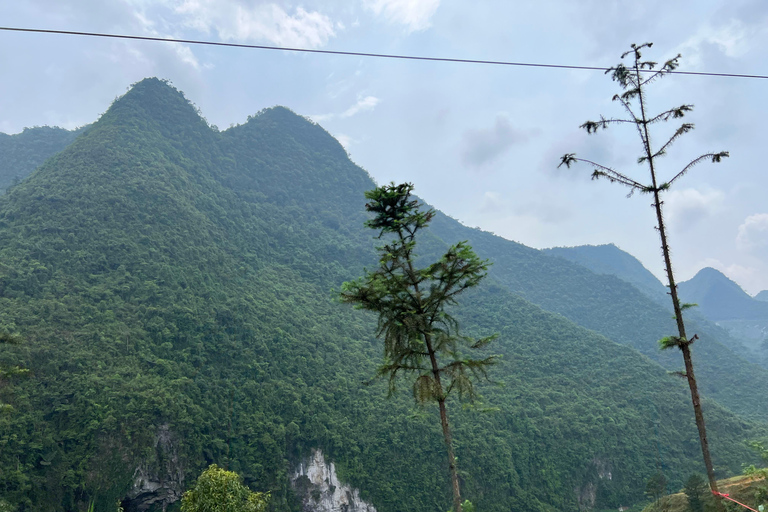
[428,217,768,423]
[679,268,768,322]
[0,125,86,193]
[0,79,763,512]
[544,244,669,307]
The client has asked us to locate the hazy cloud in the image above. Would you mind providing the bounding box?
[461,115,528,169]
[737,213,768,251]
[174,0,337,48]
[665,188,724,230]
[363,0,440,32]
[341,96,380,117]
[311,95,381,122]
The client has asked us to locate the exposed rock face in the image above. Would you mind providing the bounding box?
[122,424,184,512]
[292,449,377,512]
[574,457,613,511]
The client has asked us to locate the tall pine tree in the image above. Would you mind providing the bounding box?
[340,183,497,512]
[559,43,728,498]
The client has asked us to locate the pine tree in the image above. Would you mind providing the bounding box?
[559,43,728,498]
[340,182,497,512]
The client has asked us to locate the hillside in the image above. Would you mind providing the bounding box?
[0,125,86,193]
[428,219,768,423]
[0,79,764,512]
[544,244,669,307]
[678,268,768,322]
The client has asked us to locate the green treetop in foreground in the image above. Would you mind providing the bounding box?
[180,464,269,512]
[340,182,497,512]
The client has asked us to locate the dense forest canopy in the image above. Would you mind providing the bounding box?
[0,78,764,512]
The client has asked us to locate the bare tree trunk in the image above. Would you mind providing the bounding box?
[426,333,462,512]
[437,396,462,512]
[652,188,720,502]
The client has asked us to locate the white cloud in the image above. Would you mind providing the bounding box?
[341,95,380,118]
[364,0,440,32]
[664,188,724,231]
[736,213,768,251]
[677,19,754,68]
[335,133,353,149]
[311,95,381,122]
[174,1,336,48]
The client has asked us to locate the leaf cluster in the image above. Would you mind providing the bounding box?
[341,183,497,403]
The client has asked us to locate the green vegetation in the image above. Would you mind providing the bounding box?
[0,78,764,512]
[0,125,86,193]
[559,43,730,495]
[181,465,269,512]
[341,182,496,512]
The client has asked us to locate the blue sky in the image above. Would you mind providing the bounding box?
[2,0,767,293]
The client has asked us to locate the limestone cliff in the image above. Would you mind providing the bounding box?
[292,449,376,512]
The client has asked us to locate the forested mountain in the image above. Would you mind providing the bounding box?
[0,125,86,193]
[0,79,764,512]
[429,220,768,423]
[677,268,768,360]
[678,268,768,322]
[542,244,768,373]
[543,244,669,307]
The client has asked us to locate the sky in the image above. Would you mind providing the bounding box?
[1,0,767,294]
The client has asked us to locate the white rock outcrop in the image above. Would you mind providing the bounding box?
[292,449,377,512]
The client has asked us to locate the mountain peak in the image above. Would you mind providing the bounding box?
[679,267,764,321]
[99,77,209,134]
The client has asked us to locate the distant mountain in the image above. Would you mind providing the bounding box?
[0,125,87,192]
[755,290,768,302]
[544,244,669,307]
[0,79,763,512]
[677,268,768,356]
[678,268,768,321]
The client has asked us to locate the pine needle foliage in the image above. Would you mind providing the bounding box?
[340,182,497,512]
[559,43,728,500]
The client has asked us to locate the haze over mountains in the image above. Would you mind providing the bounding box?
[547,244,768,366]
[0,79,765,512]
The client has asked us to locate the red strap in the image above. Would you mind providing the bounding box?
[712,490,759,512]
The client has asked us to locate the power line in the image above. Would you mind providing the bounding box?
[2,26,768,80]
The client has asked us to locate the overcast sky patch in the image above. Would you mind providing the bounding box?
[461,115,528,169]
[174,1,337,47]
[363,0,440,32]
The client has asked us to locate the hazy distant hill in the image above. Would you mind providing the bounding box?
[756,290,768,302]
[0,79,763,512]
[0,125,86,192]
[544,244,669,307]
[677,268,768,357]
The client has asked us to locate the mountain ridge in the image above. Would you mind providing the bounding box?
[0,78,764,512]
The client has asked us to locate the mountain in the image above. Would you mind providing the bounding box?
[544,244,669,307]
[0,79,763,512]
[0,125,87,192]
[542,244,768,368]
[678,268,768,358]
[756,291,768,302]
[678,268,768,322]
[429,219,768,423]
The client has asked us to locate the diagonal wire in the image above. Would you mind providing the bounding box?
[2,26,768,80]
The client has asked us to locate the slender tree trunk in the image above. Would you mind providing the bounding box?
[652,189,720,500]
[425,333,462,512]
[635,62,720,501]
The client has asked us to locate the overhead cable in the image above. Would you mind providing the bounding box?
[1,26,767,80]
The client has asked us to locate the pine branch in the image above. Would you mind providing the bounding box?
[647,123,695,161]
[665,151,730,187]
[559,155,648,192]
